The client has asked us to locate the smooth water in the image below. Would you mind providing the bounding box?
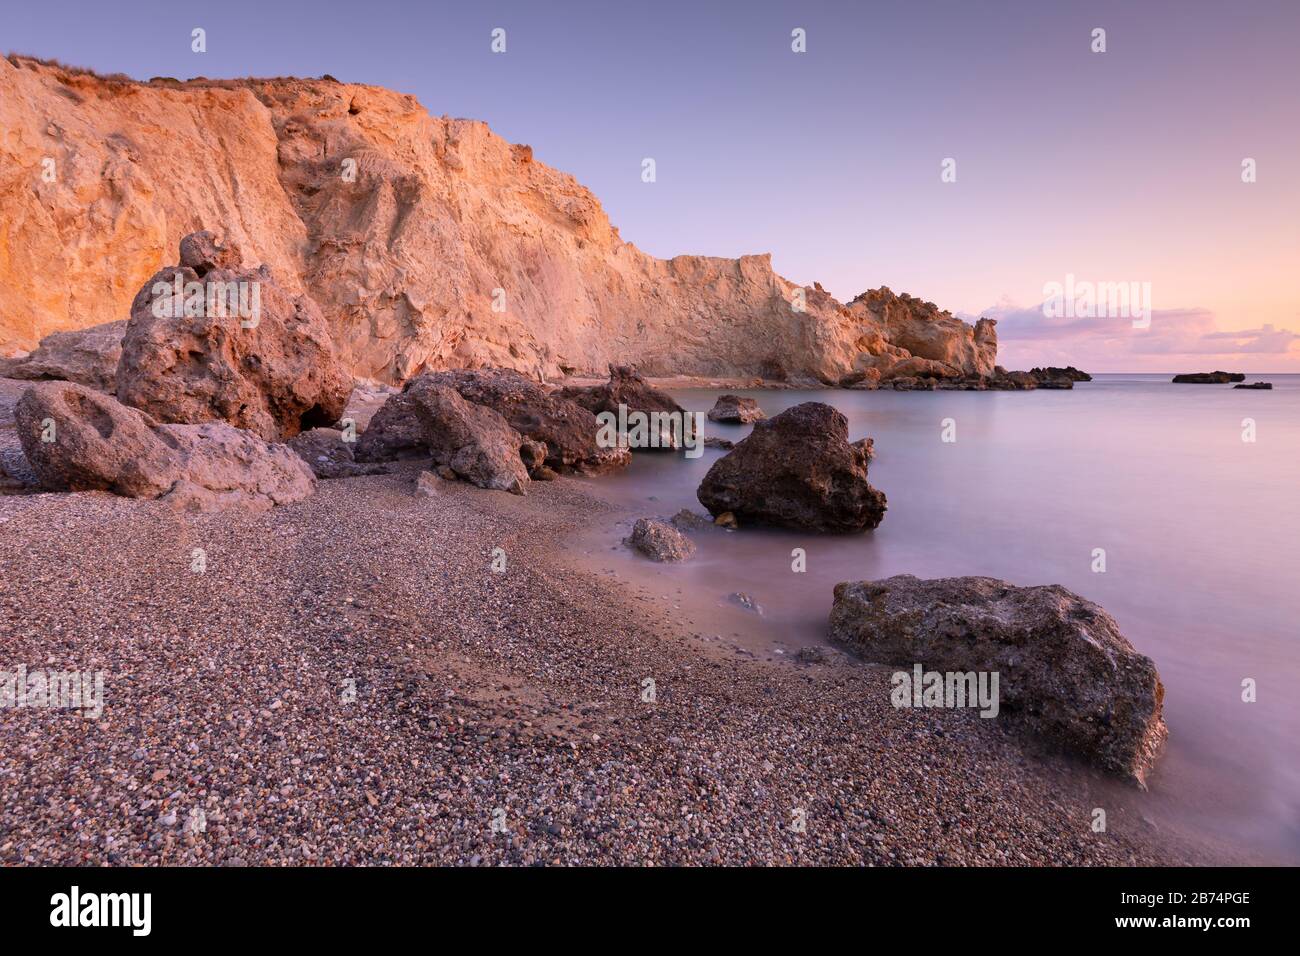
[577,374,1300,861]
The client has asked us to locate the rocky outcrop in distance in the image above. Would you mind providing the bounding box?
[827,575,1167,787]
[1,55,1013,387]
[1173,371,1246,384]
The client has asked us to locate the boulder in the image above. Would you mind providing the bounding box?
[115,232,352,442]
[707,394,765,424]
[703,436,734,450]
[406,379,530,495]
[15,381,314,509]
[1172,371,1245,384]
[625,517,696,562]
[287,427,389,479]
[0,320,126,391]
[558,364,689,450]
[828,575,1167,787]
[158,422,317,512]
[1233,382,1272,390]
[15,381,183,497]
[420,368,630,474]
[354,391,428,462]
[697,402,886,533]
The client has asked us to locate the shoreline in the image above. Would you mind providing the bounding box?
[0,443,1269,865]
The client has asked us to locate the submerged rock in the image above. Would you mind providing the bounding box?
[1172,371,1245,384]
[827,574,1167,787]
[697,402,886,533]
[625,517,696,562]
[706,394,765,423]
[116,232,352,442]
[1233,382,1273,390]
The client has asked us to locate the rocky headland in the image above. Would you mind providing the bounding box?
[2,55,1078,392]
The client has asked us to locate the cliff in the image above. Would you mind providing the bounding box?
[0,55,997,385]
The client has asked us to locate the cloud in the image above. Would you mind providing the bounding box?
[958,298,1300,371]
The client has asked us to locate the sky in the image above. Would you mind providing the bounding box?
[4,0,1298,370]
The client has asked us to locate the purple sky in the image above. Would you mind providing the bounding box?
[5,0,1298,370]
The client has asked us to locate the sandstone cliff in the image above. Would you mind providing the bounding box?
[1,55,997,385]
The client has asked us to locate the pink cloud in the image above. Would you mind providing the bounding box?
[960,300,1300,372]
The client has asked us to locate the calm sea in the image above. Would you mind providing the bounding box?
[576,373,1300,862]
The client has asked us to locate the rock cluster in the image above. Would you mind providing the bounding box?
[406,379,531,495]
[697,402,886,533]
[828,575,1167,787]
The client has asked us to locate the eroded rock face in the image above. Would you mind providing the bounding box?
[707,394,765,424]
[15,381,315,509]
[0,320,126,391]
[115,233,352,442]
[421,368,630,474]
[827,575,1167,787]
[697,402,886,533]
[406,379,529,495]
[0,58,1004,386]
[846,288,999,380]
[626,518,696,562]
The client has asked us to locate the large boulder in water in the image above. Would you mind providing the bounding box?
[420,368,630,474]
[115,231,352,442]
[15,381,315,510]
[0,320,126,392]
[696,402,886,533]
[406,379,530,495]
[827,574,1167,787]
[706,394,764,423]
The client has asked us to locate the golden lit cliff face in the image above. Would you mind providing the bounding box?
[0,55,993,383]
